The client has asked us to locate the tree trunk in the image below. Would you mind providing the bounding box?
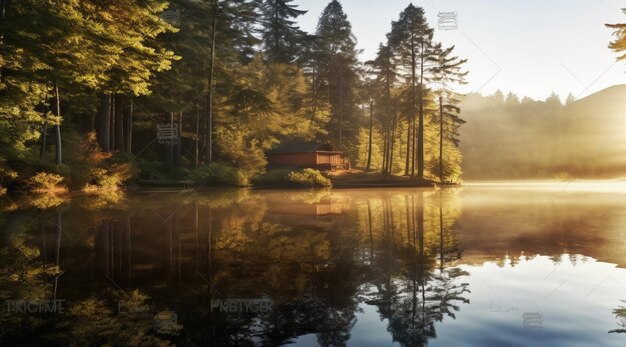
[168,112,175,167]
[362,104,366,128]
[410,36,417,178]
[384,58,393,175]
[387,112,397,175]
[439,95,444,182]
[54,84,62,165]
[366,101,373,171]
[338,69,343,148]
[109,93,115,151]
[195,104,200,167]
[114,93,125,151]
[90,110,95,132]
[97,93,111,152]
[206,0,219,165]
[404,121,410,176]
[168,214,173,278]
[411,107,416,177]
[175,111,182,166]
[39,124,47,161]
[389,112,396,175]
[274,2,279,57]
[124,96,133,154]
[381,122,388,175]
[417,41,426,179]
[40,214,47,265]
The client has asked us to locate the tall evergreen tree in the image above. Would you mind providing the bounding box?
[429,44,467,182]
[388,4,434,178]
[367,43,398,174]
[92,0,177,153]
[314,0,359,150]
[260,0,307,64]
[205,0,260,165]
[607,9,626,63]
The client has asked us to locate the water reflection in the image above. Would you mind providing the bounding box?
[1,185,626,346]
[612,303,626,334]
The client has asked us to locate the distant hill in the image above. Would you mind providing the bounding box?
[460,85,626,180]
[575,84,626,106]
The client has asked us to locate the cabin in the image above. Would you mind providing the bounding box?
[266,141,348,171]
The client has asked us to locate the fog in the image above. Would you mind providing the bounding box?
[460,85,626,180]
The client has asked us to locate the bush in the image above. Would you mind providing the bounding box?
[27,172,67,192]
[288,168,332,188]
[83,163,133,193]
[188,163,249,187]
[253,168,331,188]
[252,169,290,186]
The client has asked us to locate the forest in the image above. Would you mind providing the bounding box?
[4,3,626,345]
[0,0,469,194]
[1,2,626,194]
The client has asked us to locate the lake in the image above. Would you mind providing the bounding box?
[1,182,626,346]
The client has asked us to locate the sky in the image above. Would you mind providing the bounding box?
[295,0,626,101]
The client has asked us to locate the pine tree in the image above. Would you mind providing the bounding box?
[388,4,434,178]
[367,43,398,174]
[314,0,359,150]
[607,9,626,62]
[505,92,520,106]
[205,0,259,165]
[429,44,467,182]
[92,0,177,153]
[260,0,307,64]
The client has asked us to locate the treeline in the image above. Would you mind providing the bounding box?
[0,0,468,191]
[460,87,626,179]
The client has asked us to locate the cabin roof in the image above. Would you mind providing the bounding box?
[267,141,342,155]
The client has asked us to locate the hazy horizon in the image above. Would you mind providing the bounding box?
[296,0,626,101]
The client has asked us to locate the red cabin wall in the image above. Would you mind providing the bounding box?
[267,152,345,170]
[267,153,318,167]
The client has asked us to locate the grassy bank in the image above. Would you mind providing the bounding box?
[329,171,436,188]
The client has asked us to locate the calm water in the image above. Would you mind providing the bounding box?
[1,183,626,346]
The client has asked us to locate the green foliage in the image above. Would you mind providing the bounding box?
[288,168,332,188]
[355,127,384,170]
[84,164,133,192]
[313,0,360,150]
[260,0,308,63]
[27,172,65,192]
[189,163,249,187]
[254,168,331,188]
[1,0,470,190]
[606,9,626,62]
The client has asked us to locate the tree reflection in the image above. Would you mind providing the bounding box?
[1,189,470,345]
[361,190,469,346]
[610,302,626,334]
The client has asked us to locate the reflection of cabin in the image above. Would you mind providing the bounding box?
[266,198,349,217]
[266,141,348,171]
